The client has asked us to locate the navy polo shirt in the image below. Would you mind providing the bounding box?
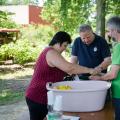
[72,34,111,69]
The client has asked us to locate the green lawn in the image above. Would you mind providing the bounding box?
[0,90,24,105]
[0,67,33,105]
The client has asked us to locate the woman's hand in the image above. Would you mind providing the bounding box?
[89,68,101,76]
[89,75,102,80]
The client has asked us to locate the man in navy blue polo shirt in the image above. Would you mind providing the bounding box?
[71,24,111,80]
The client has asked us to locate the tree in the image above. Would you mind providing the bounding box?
[42,0,93,35]
[96,0,106,37]
[0,0,7,5]
[42,0,120,37]
[96,0,120,37]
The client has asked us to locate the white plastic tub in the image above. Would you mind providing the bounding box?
[46,81,111,112]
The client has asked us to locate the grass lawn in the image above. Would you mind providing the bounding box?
[0,66,34,105]
[0,90,24,105]
[0,67,33,80]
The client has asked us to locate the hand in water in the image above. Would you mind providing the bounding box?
[89,75,102,80]
[89,68,101,76]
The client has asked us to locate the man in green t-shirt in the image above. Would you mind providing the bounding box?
[90,16,120,120]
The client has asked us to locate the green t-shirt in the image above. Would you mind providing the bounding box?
[111,43,120,98]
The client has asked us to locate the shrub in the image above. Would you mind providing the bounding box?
[0,25,56,64]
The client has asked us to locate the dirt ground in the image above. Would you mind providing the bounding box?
[0,77,31,120]
[0,100,29,120]
[0,63,33,120]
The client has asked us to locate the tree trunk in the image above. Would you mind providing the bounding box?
[96,0,106,38]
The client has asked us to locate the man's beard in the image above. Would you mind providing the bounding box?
[108,35,116,42]
[111,37,116,42]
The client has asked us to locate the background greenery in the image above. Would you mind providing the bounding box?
[42,0,120,37]
[0,10,17,28]
[0,0,120,64]
[0,0,120,105]
[0,25,55,64]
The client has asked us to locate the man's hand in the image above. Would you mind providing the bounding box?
[94,67,103,74]
[89,68,101,76]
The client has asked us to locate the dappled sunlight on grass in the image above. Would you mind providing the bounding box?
[0,68,34,80]
[0,89,24,105]
[0,89,9,97]
[0,67,33,105]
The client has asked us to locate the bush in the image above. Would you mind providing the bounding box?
[0,25,71,64]
[0,43,15,61]
[0,25,56,64]
[21,24,55,44]
[0,10,17,28]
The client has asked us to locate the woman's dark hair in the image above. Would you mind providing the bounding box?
[49,31,72,46]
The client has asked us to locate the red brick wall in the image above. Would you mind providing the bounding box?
[29,5,49,25]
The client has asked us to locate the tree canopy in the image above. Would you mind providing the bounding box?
[42,0,120,36]
[0,0,39,5]
[0,0,120,36]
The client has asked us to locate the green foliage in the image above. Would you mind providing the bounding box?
[0,0,6,5]
[0,25,55,64]
[42,0,95,35]
[106,0,120,16]
[0,39,39,64]
[0,89,24,105]
[0,43,15,61]
[42,0,120,35]
[21,24,55,44]
[2,0,40,5]
[0,10,17,28]
[12,39,38,64]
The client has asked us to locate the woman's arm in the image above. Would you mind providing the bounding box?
[46,49,94,75]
